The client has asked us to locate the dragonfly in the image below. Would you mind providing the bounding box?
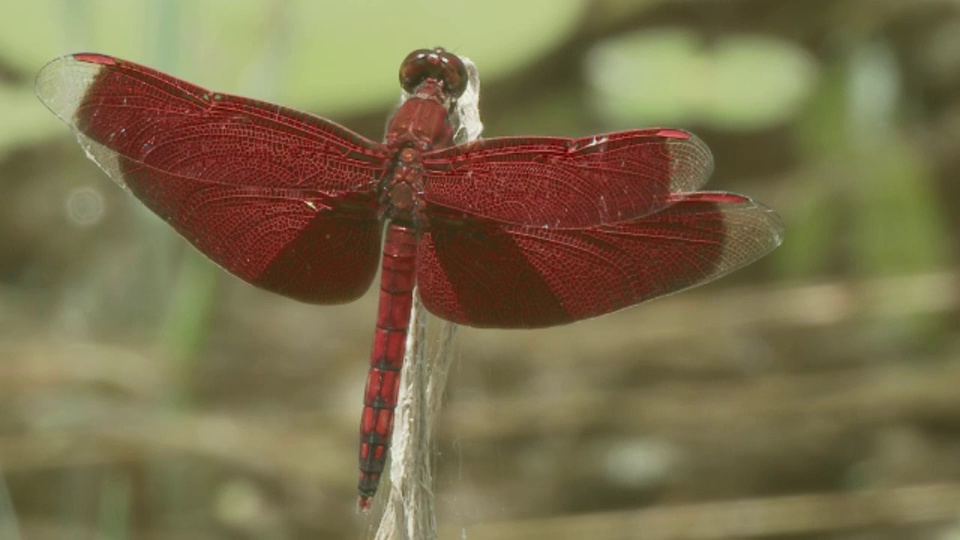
[36,47,783,509]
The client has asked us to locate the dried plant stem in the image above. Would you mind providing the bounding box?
[374,294,431,540]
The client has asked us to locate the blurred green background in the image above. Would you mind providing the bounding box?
[2,0,960,538]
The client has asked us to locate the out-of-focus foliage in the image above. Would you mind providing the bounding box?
[587,30,819,130]
[2,0,960,539]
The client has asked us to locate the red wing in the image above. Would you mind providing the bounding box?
[36,53,389,303]
[420,129,713,228]
[417,192,783,328]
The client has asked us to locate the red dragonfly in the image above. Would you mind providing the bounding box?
[36,48,783,509]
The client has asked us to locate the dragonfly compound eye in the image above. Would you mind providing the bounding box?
[399,48,468,99]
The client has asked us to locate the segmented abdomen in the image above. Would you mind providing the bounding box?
[358,223,417,508]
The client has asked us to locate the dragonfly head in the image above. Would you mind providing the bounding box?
[399,47,467,101]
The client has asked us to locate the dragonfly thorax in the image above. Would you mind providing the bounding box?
[382,76,457,221]
[385,147,424,217]
[384,91,454,151]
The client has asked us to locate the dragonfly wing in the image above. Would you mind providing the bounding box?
[36,53,388,303]
[417,193,783,328]
[421,129,713,228]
